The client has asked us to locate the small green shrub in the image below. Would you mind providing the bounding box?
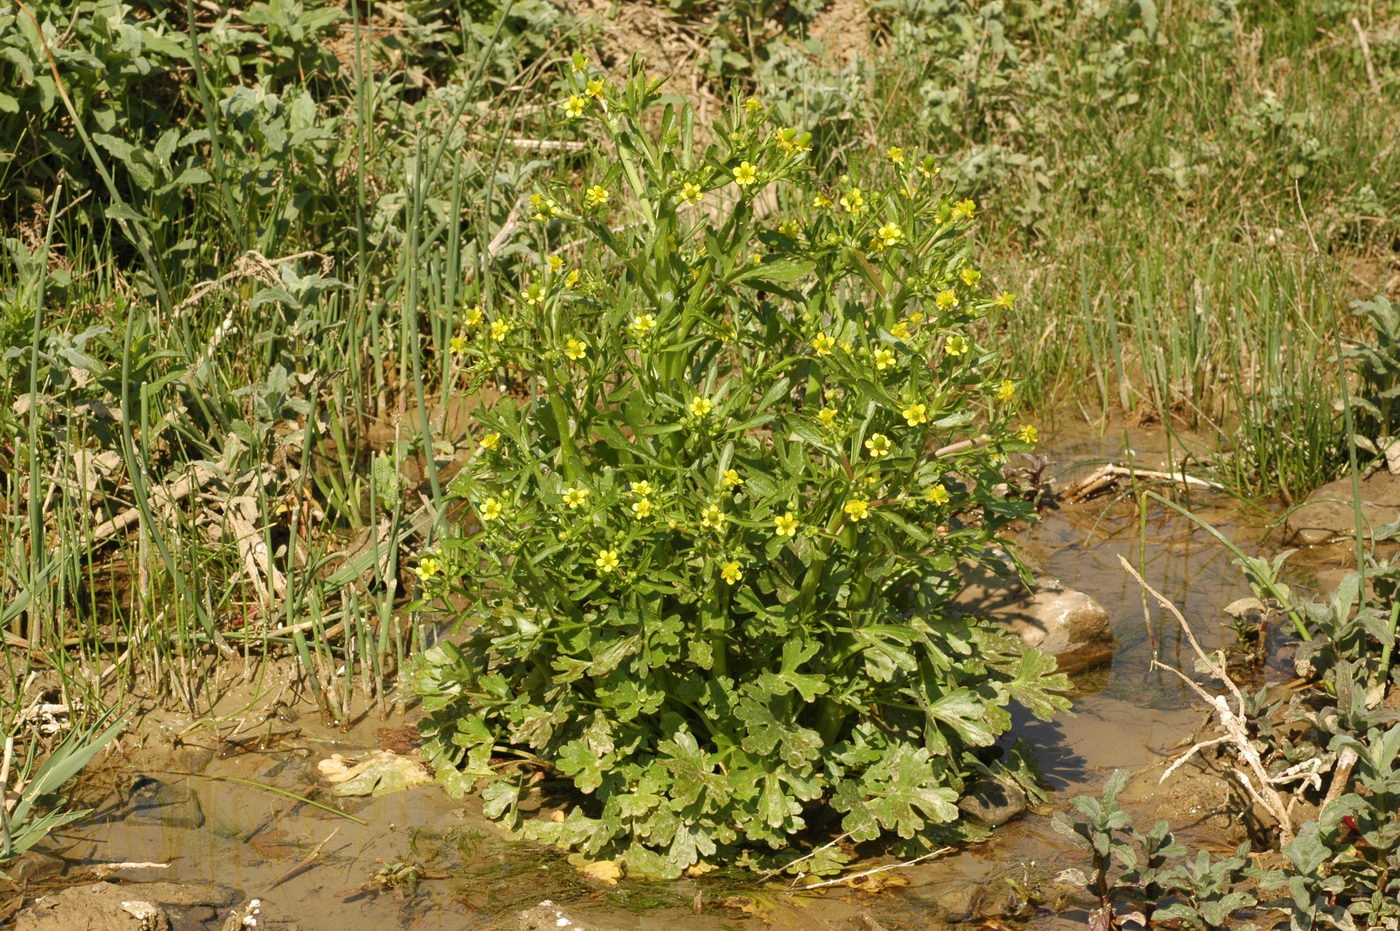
[407,63,1069,878]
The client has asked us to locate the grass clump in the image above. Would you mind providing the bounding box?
[407,67,1069,878]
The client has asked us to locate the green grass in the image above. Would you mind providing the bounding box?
[0,0,1397,747]
[842,0,1399,498]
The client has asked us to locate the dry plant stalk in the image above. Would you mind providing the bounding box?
[1066,463,1224,503]
[1117,555,1295,843]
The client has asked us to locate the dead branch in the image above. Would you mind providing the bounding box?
[1066,464,1224,503]
[1118,555,1295,843]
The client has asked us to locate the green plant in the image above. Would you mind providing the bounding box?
[1342,295,1400,455]
[1051,769,1136,928]
[408,63,1069,878]
[0,710,126,864]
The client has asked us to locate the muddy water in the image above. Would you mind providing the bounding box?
[44,428,1284,930]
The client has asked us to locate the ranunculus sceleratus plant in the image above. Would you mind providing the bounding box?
[408,58,1070,878]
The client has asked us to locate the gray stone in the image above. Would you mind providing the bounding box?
[1285,471,1400,545]
[957,777,1029,828]
[955,567,1115,674]
[127,776,205,829]
[518,899,591,930]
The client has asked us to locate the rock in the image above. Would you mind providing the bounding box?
[923,882,995,923]
[7,850,65,884]
[13,883,171,931]
[954,567,1115,674]
[518,899,591,930]
[1285,471,1400,545]
[957,777,1028,828]
[127,776,205,829]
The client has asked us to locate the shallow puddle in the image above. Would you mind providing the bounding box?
[31,426,1298,930]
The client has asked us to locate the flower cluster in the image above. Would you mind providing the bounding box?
[410,64,1058,882]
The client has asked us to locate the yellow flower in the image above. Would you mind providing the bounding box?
[630,314,657,337]
[529,194,559,221]
[631,480,655,497]
[449,335,467,355]
[774,511,799,537]
[465,305,483,326]
[885,146,904,165]
[700,503,726,529]
[689,396,714,417]
[918,155,939,177]
[812,193,832,209]
[775,127,808,154]
[547,254,564,272]
[563,487,589,509]
[586,78,606,99]
[414,556,441,580]
[945,334,969,357]
[960,267,981,287]
[480,432,502,451]
[839,187,864,214]
[570,51,588,72]
[632,499,653,518]
[585,185,609,208]
[844,498,870,521]
[565,338,586,361]
[817,407,839,429]
[864,433,891,458]
[995,292,1016,308]
[595,549,620,573]
[562,96,586,118]
[812,333,835,356]
[778,219,800,237]
[722,468,742,489]
[902,403,928,426]
[564,269,581,289]
[908,311,924,325]
[522,282,545,305]
[743,96,762,115]
[890,321,911,341]
[873,347,896,371]
[491,319,512,341]
[876,222,903,248]
[733,161,758,187]
[952,198,976,220]
[480,498,502,521]
[720,560,743,584]
[935,289,959,310]
[997,379,1017,402]
[926,484,949,505]
[680,182,702,203]
[1017,424,1039,445]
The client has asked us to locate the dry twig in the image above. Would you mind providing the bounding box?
[793,846,952,891]
[1118,555,1295,843]
[1065,463,1223,503]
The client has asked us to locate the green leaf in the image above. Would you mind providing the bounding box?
[735,688,822,767]
[481,781,520,819]
[1006,649,1073,720]
[834,745,959,840]
[658,730,728,808]
[925,688,998,746]
[758,639,829,702]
